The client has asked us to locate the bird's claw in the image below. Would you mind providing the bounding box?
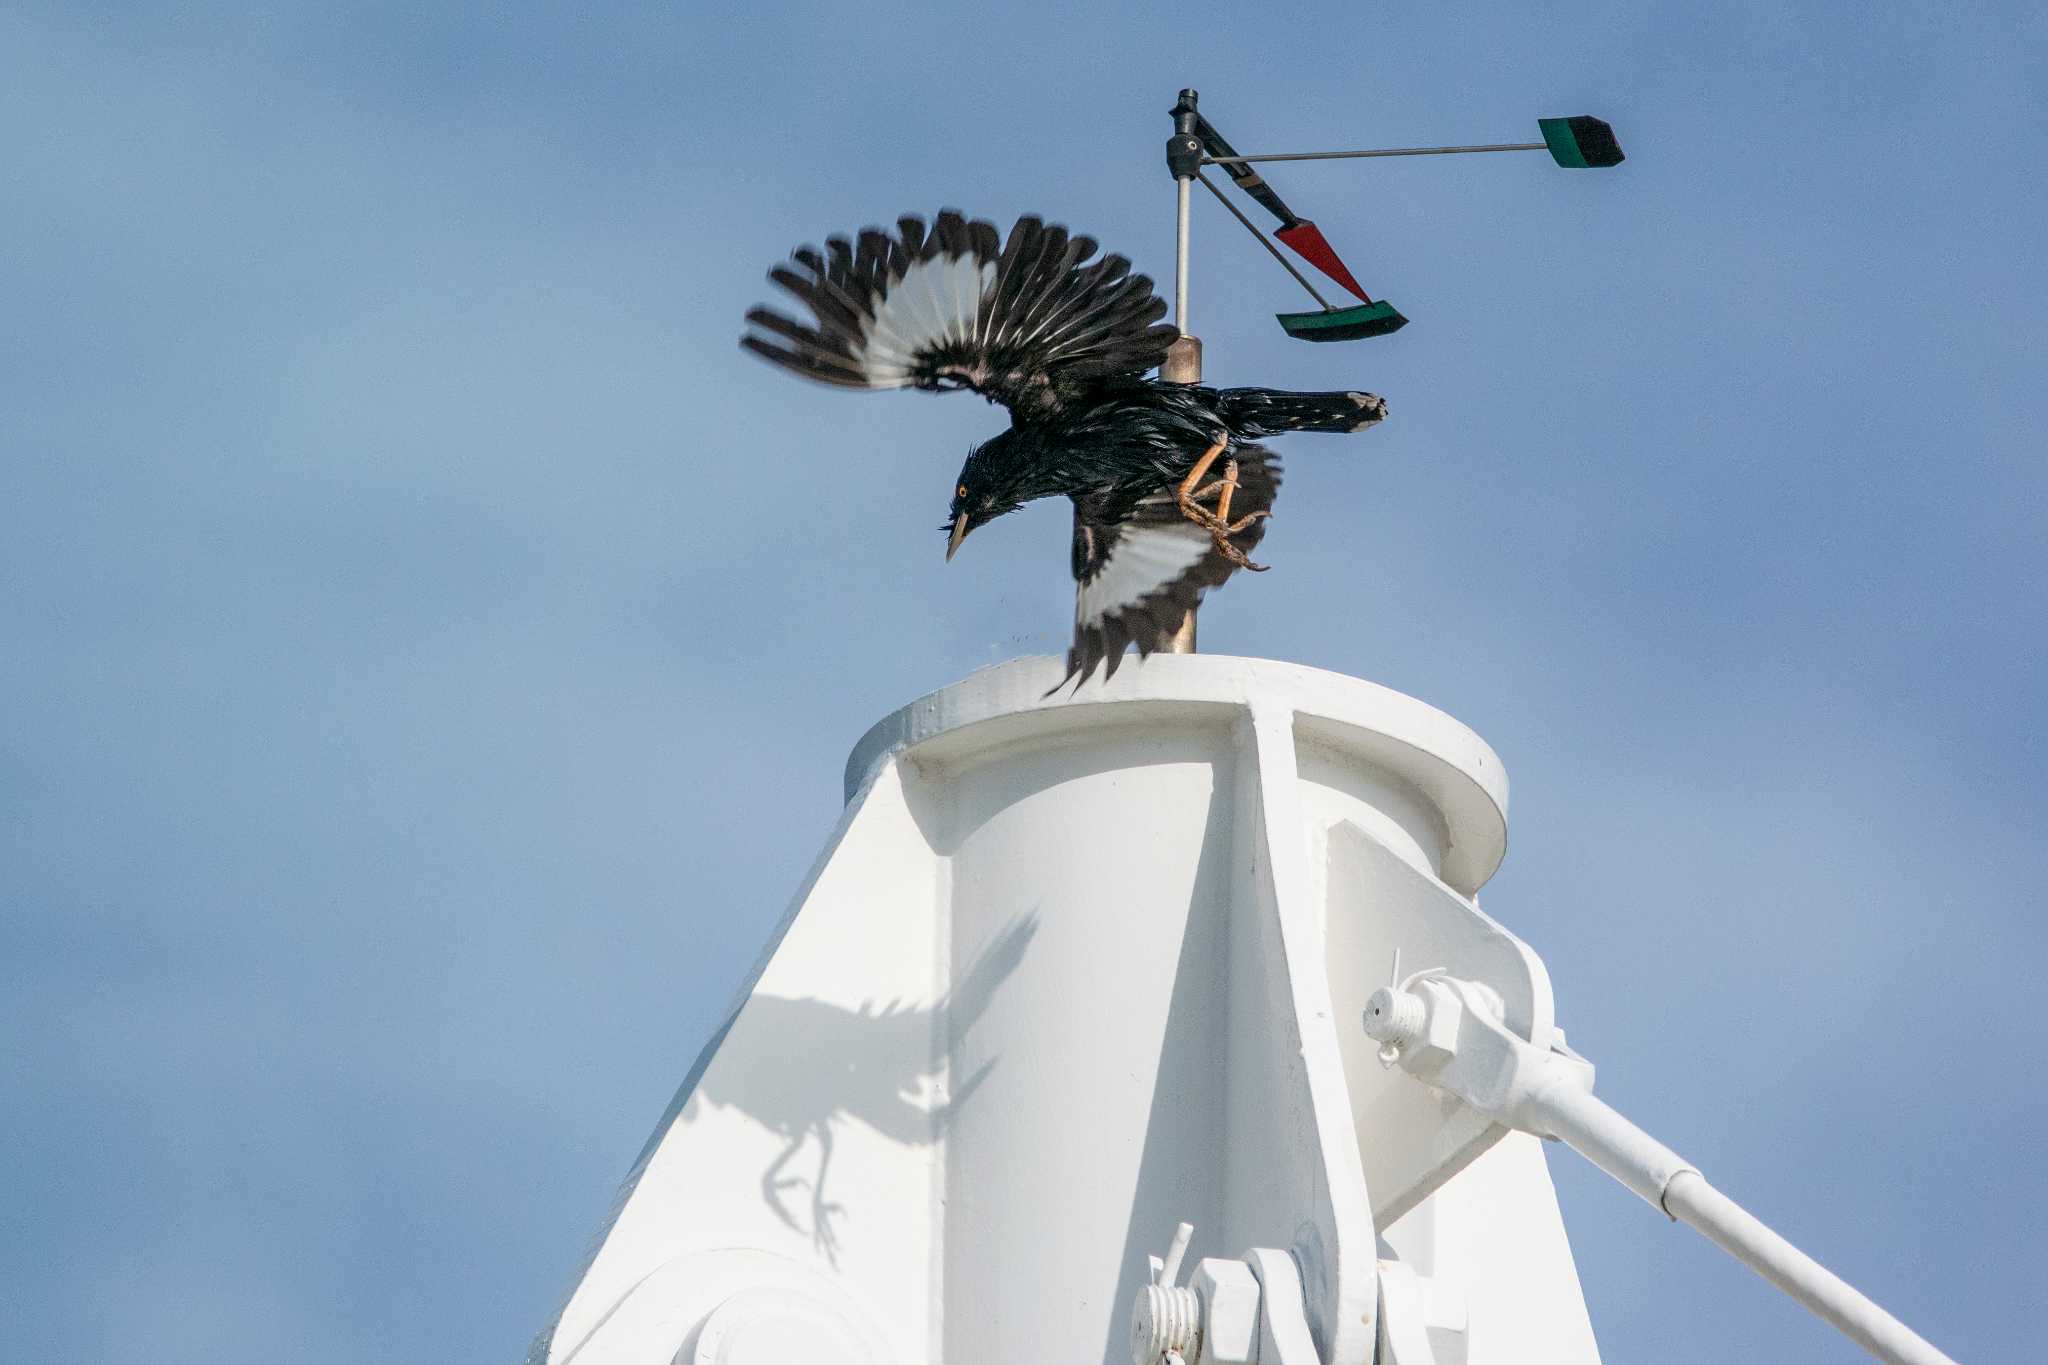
[1176,474,1269,572]
[1214,520,1271,572]
[1175,440,1271,572]
[1209,524,1270,571]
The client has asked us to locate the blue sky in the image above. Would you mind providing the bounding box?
[3,4,2043,1362]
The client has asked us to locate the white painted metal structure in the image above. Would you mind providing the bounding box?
[527,654,1952,1365]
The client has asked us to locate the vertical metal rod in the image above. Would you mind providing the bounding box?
[1160,89,1203,655]
[1174,175,1191,334]
[1162,172,1199,656]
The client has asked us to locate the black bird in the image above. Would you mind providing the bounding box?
[742,209,1388,686]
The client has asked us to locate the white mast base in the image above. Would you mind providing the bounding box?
[529,655,1614,1365]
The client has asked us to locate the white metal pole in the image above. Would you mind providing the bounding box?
[1174,174,1190,335]
[1534,1084,1957,1365]
[1663,1172,1956,1365]
[1160,159,1200,652]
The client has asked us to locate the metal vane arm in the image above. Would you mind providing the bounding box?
[1205,142,1547,166]
[1194,170,1332,311]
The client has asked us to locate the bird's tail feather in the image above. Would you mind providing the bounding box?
[1214,387,1388,436]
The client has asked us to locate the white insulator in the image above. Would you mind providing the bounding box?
[1130,1284,1201,1365]
[1363,986,1423,1050]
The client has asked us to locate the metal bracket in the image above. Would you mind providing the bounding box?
[1243,1248,1319,1365]
[1377,1261,1468,1365]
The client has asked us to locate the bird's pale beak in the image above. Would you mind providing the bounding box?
[946,511,970,561]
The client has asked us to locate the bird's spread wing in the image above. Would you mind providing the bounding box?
[742,210,1177,420]
[1062,446,1281,689]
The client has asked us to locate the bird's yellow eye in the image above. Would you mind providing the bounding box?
[957,484,969,499]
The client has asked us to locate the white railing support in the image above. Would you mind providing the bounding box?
[1362,970,1958,1365]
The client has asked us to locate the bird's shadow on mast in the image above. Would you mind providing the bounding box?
[679,914,1038,1264]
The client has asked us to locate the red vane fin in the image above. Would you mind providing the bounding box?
[1274,221,1373,304]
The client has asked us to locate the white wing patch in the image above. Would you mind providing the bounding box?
[860,254,996,385]
[1077,521,1212,626]
[744,212,1174,404]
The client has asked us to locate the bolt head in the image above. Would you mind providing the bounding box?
[1192,1258,1261,1364]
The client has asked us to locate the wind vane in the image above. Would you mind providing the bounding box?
[1163,88,1624,348]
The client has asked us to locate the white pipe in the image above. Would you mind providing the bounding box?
[1525,1079,1957,1365]
[1174,175,1190,335]
[1662,1172,1956,1365]
[1524,1081,1695,1212]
